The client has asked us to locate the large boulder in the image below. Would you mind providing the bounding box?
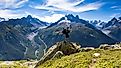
[34,41,81,68]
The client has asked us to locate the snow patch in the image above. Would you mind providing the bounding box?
[90,34,95,37]
[58,17,71,28]
[102,30,111,35]
[38,26,47,29]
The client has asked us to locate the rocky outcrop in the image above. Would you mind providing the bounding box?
[99,43,121,50]
[99,44,113,50]
[34,41,81,68]
[81,47,95,52]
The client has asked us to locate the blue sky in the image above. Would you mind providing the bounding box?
[0,0,121,23]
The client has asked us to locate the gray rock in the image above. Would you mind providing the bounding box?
[52,51,64,59]
[81,47,95,52]
[99,44,113,50]
[34,41,81,68]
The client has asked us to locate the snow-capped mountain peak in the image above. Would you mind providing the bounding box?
[89,20,106,29]
[0,17,5,22]
[57,17,71,27]
[103,17,121,29]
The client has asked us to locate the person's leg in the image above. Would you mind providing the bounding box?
[66,34,69,38]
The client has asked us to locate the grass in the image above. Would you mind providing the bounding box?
[0,60,29,68]
[1,42,121,68]
[38,49,121,68]
[0,49,121,68]
[0,65,28,68]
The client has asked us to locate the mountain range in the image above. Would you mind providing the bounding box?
[0,14,120,60]
[90,17,121,41]
[104,18,121,41]
[0,15,48,60]
[0,17,5,22]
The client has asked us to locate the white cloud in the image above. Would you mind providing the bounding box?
[0,0,13,3]
[15,0,28,8]
[62,2,104,12]
[25,12,64,23]
[111,6,119,9]
[34,0,104,13]
[39,14,65,23]
[0,9,26,19]
[0,0,28,9]
[0,0,15,8]
[0,9,64,23]
[25,11,42,19]
[0,0,28,19]
[110,13,121,18]
[111,6,121,10]
[46,0,84,8]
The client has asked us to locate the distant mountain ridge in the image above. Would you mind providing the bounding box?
[0,15,49,60]
[101,17,121,41]
[0,17,5,22]
[48,14,97,30]
[89,20,106,29]
[0,14,119,60]
[89,16,121,42]
[103,17,120,28]
[36,14,117,49]
[5,15,48,28]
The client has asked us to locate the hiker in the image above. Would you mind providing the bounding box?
[62,27,70,39]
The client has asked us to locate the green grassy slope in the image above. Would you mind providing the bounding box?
[38,49,121,68]
[0,60,36,68]
[0,49,121,68]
